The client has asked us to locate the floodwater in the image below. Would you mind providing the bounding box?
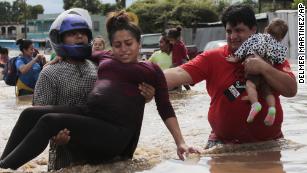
[0,63,306,173]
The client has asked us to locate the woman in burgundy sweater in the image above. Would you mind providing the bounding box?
[166,26,191,90]
[0,11,194,169]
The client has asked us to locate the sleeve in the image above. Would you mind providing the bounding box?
[90,50,113,64]
[180,51,210,84]
[148,52,157,63]
[234,34,259,60]
[273,59,295,79]
[152,63,176,121]
[33,69,57,105]
[15,57,26,70]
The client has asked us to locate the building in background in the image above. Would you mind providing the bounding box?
[0,13,108,49]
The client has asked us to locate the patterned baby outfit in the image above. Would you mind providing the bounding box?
[234,33,287,64]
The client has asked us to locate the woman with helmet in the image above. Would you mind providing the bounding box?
[0,10,196,170]
[32,8,155,170]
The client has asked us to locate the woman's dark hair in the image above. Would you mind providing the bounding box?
[106,11,141,45]
[16,39,33,52]
[0,47,8,55]
[161,32,172,50]
[221,4,256,29]
[165,26,182,40]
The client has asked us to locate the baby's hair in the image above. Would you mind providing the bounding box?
[265,18,288,42]
[16,39,33,52]
[106,11,141,45]
[165,26,182,40]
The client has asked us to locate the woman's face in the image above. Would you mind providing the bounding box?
[111,30,140,63]
[168,37,176,45]
[63,29,89,45]
[159,37,169,52]
[23,44,34,57]
[92,38,105,51]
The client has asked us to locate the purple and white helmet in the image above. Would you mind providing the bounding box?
[49,8,93,60]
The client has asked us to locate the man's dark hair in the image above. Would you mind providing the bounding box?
[221,4,257,29]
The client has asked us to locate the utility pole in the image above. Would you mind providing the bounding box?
[24,0,27,39]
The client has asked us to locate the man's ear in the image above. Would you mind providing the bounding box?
[252,26,257,34]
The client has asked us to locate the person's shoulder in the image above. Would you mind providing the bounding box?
[140,60,161,72]
[85,59,98,67]
[40,61,70,75]
[198,45,229,60]
[149,50,161,59]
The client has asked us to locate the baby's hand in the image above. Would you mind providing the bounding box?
[226,55,239,63]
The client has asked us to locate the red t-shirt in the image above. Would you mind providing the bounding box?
[172,40,188,66]
[181,45,295,143]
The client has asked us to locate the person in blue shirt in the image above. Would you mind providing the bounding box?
[15,39,46,96]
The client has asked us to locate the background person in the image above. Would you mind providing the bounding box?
[92,35,106,52]
[15,39,46,96]
[148,33,172,70]
[0,47,9,80]
[164,4,297,149]
[166,26,191,90]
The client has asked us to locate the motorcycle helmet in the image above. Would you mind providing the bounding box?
[49,8,93,60]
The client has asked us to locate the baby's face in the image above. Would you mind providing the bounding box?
[92,39,105,51]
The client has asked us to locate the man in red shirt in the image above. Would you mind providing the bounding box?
[164,4,297,148]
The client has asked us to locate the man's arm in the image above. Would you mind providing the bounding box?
[164,67,193,90]
[244,55,297,97]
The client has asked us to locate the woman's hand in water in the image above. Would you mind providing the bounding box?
[52,128,71,145]
[177,143,200,161]
[139,82,155,103]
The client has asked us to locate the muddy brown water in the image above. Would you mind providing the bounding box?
[0,64,306,173]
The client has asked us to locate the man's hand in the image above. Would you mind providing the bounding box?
[177,143,200,161]
[139,82,155,103]
[52,128,71,145]
[243,54,270,76]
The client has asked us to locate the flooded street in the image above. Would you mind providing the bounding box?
[0,64,306,173]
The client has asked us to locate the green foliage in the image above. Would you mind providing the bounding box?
[101,3,118,15]
[128,0,218,33]
[0,0,44,24]
[291,0,307,9]
[28,5,44,19]
[215,0,230,15]
[116,0,126,8]
[63,0,104,14]
[0,1,12,23]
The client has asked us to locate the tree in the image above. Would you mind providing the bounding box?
[101,3,117,15]
[28,5,44,19]
[0,0,44,23]
[0,1,12,23]
[215,0,230,15]
[116,0,126,8]
[291,0,307,9]
[128,0,218,33]
[63,0,104,14]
